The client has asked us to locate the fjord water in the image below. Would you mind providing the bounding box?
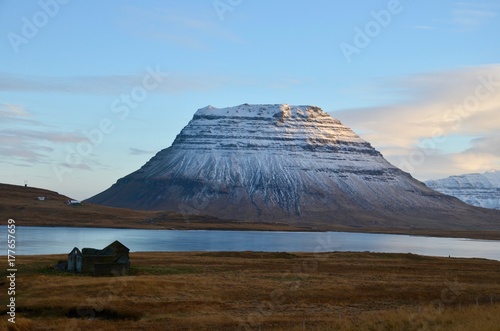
[1,226,499,260]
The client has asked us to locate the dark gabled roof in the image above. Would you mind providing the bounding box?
[104,240,129,251]
[81,248,103,256]
[101,240,129,255]
[81,241,129,256]
[68,247,82,256]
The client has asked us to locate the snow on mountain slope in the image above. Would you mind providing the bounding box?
[425,170,500,210]
[88,104,500,230]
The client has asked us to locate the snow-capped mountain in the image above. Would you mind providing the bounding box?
[425,170,500,210]
[88,104,500,230]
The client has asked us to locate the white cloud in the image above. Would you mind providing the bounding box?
[129,147,156,156]
[0,103,30,118]
[332,64,500,180]
[0,71,231,95]
[0,103,84,166]
[0,71,303,96]
[452,2,497,27]
[0,128,82,164]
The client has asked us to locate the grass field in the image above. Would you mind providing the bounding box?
[2,251,500,330]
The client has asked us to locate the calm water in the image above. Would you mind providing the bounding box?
[1,226,500,260]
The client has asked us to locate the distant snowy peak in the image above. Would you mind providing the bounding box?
[425,170,500,210]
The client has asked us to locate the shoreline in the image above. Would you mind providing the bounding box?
[3,183,500,241]
[7,221,500,241]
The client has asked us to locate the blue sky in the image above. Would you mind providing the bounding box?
[1,0,499,200]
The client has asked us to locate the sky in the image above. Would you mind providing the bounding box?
[1,0,499,200]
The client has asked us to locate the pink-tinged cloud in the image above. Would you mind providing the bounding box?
[332,64,500,180]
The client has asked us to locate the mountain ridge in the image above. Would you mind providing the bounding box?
[88,104,500,231]
[425,170,500,210]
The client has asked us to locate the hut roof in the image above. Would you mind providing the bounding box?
[68,247,82,256]
[81,248,103,256]
[81,241,129,256]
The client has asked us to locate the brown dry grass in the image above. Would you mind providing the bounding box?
[3,183,500,239]
[0,183,307,232]
[1,252,500,330]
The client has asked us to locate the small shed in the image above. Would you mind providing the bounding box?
[68,241,130,276]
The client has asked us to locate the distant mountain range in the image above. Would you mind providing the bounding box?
[88,104,500,231]
[425,170,500,210]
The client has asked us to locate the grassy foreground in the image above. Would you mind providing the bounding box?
[1,251,500,331]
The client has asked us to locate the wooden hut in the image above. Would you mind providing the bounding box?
[68,241,129,276]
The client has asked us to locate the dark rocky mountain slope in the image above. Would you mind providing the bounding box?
[88,104,500,231]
